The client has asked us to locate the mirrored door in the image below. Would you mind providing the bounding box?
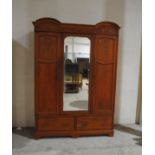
[63,36,91,111]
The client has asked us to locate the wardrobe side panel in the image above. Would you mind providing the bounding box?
[93,36,117,114]
[35,33,60,114]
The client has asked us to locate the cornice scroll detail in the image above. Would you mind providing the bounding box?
[33,18,61,32]
[95,22,120,36]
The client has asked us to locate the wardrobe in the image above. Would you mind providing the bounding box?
[33,18,120,139]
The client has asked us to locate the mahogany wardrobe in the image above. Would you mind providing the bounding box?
[33,18,120,139]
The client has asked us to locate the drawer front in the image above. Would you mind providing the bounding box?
[77,116,112,130]
[37,117,74,131]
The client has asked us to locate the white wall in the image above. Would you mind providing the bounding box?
[105,0,142,123]
[13,0,142,126]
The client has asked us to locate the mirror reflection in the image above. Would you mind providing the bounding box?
[63,37,90,111]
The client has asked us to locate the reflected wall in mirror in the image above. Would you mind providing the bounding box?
[63,37,91,111]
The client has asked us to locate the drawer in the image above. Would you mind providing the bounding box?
[37,117,74,131]
[77,116,112,130]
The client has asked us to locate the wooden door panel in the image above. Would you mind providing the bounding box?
[93,64,113,113]
[96,37,115,63]
[37,63,57,113]
[38,35,58,60]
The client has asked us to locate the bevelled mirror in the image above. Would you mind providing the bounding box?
[63,36,91,111]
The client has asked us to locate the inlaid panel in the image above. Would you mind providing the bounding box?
[96,37,115,63]
[38,35,58,60]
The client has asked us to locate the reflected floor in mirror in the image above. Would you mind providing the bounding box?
[64,78,89,111]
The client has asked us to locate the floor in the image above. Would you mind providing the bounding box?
[12,124,142,155]
[63,78,89,111]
